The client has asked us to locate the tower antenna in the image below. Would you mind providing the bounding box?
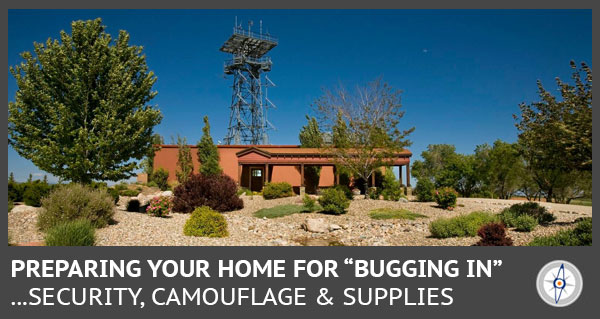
[220,19,278,145]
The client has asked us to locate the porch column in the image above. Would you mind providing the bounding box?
[300,163,305,187]
[248,167,252,190]
[398,165,402,185]
[371,172,375,187]
[265,164,269,183]
[406,164,411,187]
[238,164,242,186]
[334,166,339,185]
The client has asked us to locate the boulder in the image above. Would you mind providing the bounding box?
[135,194,151,207]
[160,190,173,197]
[10,204,40,214]
[398,197,409,203]
[329,224,342,231]
[302,218,329,233]
[117,196,131,208]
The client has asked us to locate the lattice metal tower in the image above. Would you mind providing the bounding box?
[221,19,277,145]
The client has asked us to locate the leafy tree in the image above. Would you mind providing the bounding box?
[553,170,591,204]
[299,116,324,147]
[142,134,164,176]
[9,173,15,183]
[331,111,352,186]
[518,167,541,201]
[332,111,350,148]
[411,144,459,185]
[298,116,323,193]
[451,154,479,198]
[313,79,414,196]
[476,140,523,199]
[197,116,222,176]
[8,18,162,184]
[514,61,592,201]
[175,135,193,184]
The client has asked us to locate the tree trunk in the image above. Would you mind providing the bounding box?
[545,189,553,203]
[364,181,369,199]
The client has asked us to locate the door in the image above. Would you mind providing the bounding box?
[250,168,264,192]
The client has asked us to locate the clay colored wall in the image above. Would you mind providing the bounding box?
[319,166,335,187]
[154,145,245,183]
[270,165,301,186]
[152,145,406,189]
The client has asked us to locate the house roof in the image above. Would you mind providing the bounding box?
[157,144,412,157]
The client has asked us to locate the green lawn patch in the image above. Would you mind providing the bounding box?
[570,199,592,207]
[369,208,426,220]
[254,204,321,219]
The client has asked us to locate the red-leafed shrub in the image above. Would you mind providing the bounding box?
[475,222,513,246]
[172,173,243,213]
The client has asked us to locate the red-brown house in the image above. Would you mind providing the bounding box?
[152,145,411,192]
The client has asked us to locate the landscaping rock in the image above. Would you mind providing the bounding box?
[7,194,593,247]
[399,198,409,203]
[161,191,173,197]
[135,194,151,206]
[117,196,131,208]
[302,218,329,233]
[10,204,40,214]
[329,224,342,231]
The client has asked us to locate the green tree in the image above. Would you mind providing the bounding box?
[553,170,591,204]
[175,135,193,184]
[514,61,592,201]
[142,133,164,176]
[477,140,523,199]
[9,173,15,183]
[298,116,323,193]
[8,18,162,184]
[331,111,352,186]
[313,79,414,197]
[197,116,222,176]
[332,111,350,148]
[411,144,459,184]
[412,145,479,197]
[299,116,324,147]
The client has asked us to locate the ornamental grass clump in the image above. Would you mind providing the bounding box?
[38,184,114,231]
[429,211,497,238]
[183,206,228,237]
[433,187,458,210]
[146,196,173,217]
[45,219,96,246]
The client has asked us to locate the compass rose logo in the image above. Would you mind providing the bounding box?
[536,260,583,307]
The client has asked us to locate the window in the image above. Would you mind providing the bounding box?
[252,169,262,177]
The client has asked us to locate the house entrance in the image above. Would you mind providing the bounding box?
[250,168,264,192]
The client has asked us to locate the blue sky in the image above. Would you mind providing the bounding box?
[7,10,592,183]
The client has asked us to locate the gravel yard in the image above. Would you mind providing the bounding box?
[8,196,592,246]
